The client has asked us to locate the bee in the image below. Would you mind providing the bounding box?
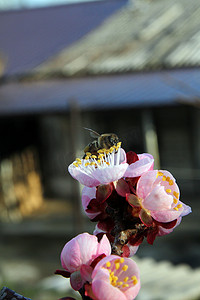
[83,128,119,157]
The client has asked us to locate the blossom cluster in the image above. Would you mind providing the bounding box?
[57,142,191,300]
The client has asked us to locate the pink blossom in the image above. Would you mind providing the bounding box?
[91,255,140,300]
[135,170,191,224]
[68,145,155,188]
[68,145,128,187]
[61,233,111,290]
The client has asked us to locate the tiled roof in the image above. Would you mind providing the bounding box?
[36,0,200,77]
[0,0,127,76]
[0,69,200,115]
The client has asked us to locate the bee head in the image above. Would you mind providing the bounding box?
[108,134,119,146]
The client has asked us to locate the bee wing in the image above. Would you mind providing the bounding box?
[83,127,100,138]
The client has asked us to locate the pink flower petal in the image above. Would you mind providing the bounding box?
[142,186,173,211]
[136,170,158,199]
[151,208,182,222]
[92,268,127,300]
[124,153,154,178]
[61,233,99,273]
[96,234,111,257]
[92,163,128,185]
[68,164,100,187]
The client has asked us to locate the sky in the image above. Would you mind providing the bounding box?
[0,0,98,9]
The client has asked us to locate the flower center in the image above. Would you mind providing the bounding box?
[103,258,138,291]
[72,142,122,175]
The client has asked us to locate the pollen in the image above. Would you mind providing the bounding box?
[157,171,164,177]
[166,189,171,193]
[174,207,178,211]
[122,265,128,271]
[115,263,120,270]
[173,198,178,204]
[106,261,111,268]
[86,152,91,156]
[123,277,129,282]
[173,191,179,199]
[177,204,182,208]
[131,276,138,285]
[73,162,79,167]
[162,176,166,181]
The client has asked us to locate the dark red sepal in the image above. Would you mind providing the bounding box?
[129,234,144,246]
[146,227,159,245]
[126,193,140,207]
[84,283,98,300]
[126,151,139,164]
[121,244,130,257]
[90,253,106,269]
[96,184,113,203]
[155,219,177,229]
[55,269,71,278]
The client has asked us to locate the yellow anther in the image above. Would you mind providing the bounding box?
[174,207,178,211]
[113,276,118,281]
[169,180,174,185]
[131,276,137,281]
[110,272,114,277]
[117,142,122,147]
[120,258,124,263]
[177,204,182,208]
[114,259,120,264]
[106,162,110,165]
[112,281,117,286]
[97,149,103,153]
[122,284,129,288]
[122,265,128,271]
[76,158,82,162]
[85,162,90,167]
[162,176,166,181]
[166,177,170,182]
[133,278,138,285]
[97,160,101,164]
[115,263,120,270]
[90,162,95,166]
[173,191,179,199]
[117,281,123,286]
[157,171,163,177]
[98,154,104,158]
[73,162,79,167]
[91,155,97,159]
[86,152,91,156]
[123,277,129,282]
[173,198,178,204]
[106,261,111,268]
[85,156,90,160]
[166,189,171,193]
[109,147,114,152]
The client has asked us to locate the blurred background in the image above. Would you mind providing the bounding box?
[0,0,200,299]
